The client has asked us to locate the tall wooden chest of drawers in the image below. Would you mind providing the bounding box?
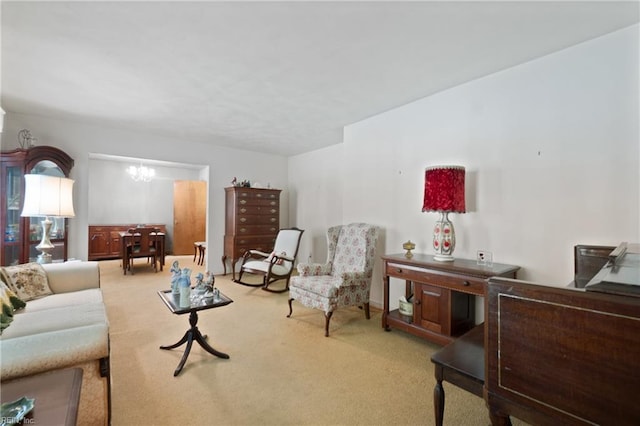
[222,187,281,279]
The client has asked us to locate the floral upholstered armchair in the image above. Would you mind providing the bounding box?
[288,223,379,336]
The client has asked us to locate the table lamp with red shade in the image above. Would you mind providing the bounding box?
[422,165,466,261]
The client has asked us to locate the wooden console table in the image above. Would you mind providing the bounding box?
[381,253,519,345]
[88,223,167,260]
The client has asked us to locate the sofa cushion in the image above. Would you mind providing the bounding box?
[20,288,103,313]
[0,263,52,301]
[0,279,26,334]
[0,323,109,380]
[42,262,101,294]
[0,302,107,339]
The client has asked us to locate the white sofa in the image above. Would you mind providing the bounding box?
[0,261,110,425]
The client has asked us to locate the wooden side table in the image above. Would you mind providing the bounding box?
[1,368,83,426]
[431,324,490,426]
[158,289,233,376]
[381,253,519,345]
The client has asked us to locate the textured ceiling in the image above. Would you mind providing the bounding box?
[2,1,638,156]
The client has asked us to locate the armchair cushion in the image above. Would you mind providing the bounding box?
[339,271,371,283]
[289,275,343,298]
[296,262,333,276]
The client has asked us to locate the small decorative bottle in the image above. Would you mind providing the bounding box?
[179,268,192,307]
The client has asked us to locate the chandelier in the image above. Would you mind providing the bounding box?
[127,163,156,182]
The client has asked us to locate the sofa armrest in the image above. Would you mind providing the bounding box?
[42,262,101,294]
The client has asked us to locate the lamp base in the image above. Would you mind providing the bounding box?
[36,252,53,264]
[433,212,457,262]
[35,217,55,264]
[434,254,454,262]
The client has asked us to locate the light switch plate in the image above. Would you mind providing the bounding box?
[477,250,493,267]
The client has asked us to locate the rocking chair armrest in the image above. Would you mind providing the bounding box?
[297,262,332,276]
[247,249,270,259]
[271,253,294,263]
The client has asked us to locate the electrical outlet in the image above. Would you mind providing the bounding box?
[477,250,493,267]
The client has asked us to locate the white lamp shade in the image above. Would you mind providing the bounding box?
[21,174,75,218]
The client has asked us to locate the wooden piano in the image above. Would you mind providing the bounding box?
[485,243,640,425]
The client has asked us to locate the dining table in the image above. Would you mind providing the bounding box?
[119,230,166,274]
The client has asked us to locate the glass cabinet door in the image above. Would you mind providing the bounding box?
[26,217,67,263]
[26,160,67,263]
[2,163,24,266]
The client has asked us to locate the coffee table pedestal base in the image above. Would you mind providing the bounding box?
[160,310,229,376]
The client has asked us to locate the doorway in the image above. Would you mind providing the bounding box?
[173,180,206,255]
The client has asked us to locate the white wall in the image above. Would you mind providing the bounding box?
[88,158,201,226]
[287,143,345,263]
[2,114,289,272]
[289,25,640,314]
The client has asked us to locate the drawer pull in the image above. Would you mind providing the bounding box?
[240,208,247,213]
[240,228,246,233]
[270,201,277,206]
[396,268,403,273]
[462,281,470,286]
[240,200,247,205]
[240,218,247,223]
[270,218,277,222]
[256,193,263,198]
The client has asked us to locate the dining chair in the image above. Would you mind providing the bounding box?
[193,241,206,265]
[125,227,160,275]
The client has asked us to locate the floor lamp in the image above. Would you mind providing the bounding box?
[422,165,466,262]
[21,174,75,264]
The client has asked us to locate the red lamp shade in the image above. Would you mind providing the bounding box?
[422,166,466,213]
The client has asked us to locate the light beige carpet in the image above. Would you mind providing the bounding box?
[100,256,513,425]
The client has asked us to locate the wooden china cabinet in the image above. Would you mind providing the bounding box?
[0,146,74,266]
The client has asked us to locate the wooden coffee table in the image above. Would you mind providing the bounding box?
[157,289,233,376]
[1,368,83,426]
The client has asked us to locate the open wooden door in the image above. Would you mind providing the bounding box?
[173,180,206,255]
